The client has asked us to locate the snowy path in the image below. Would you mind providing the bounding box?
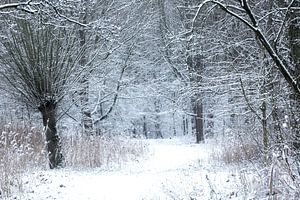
[11,138,248,200]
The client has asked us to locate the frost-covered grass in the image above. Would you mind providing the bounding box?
[210,139,260,164]
[208,137,300,199]
[0,123,148,199]
[0,123,47,197]
[2,132,300,200]
[62,134,148,169]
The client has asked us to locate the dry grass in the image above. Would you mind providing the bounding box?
[210,139,300,198]
[0,123,47,197]
[62,134,148,168]
[0,122,148,198]
[222,143,260,164]
[211,141,260,165]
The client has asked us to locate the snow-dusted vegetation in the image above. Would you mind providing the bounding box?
[0,0,299,199]
[0,123,46,197]
[3,136,299,199]
[0,121,147,198]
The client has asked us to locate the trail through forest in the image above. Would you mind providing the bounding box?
[10,138,256,200]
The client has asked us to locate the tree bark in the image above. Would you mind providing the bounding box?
[288,1,300,75]
[260,101,269,161]
[38,101,63,169]
[288,0,300,150]
[183,115,187,135]
[154,100,163,139]
[143,115,148,139]
[188,53,205,143]
[193,98,204,143]
[172,111,177,136]
[79,0,94,135]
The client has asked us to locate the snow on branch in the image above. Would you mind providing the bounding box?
[0,1,88,27]
[43,1,88,27]
[0,1,37,13]
[193,0,300,96]
[0,1,31,10]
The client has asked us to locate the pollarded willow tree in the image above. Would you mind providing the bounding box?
[0,19,84,169]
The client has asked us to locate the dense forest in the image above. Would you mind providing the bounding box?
[0,0,299,199]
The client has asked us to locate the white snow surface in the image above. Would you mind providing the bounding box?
[7,137,259,200]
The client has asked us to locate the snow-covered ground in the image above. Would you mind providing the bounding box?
[6,138,261,200]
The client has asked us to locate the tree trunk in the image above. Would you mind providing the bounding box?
[183,115,186,135]
[183,115,190,135]
[80,76,93,135]
[79,0,94,135]
[288,1,300,75]
[172,111,176,136]
[206,113,214,138]
[186,116,189,135]
[143,115,148,139]
[193,98,204,143]
[154,100,163,139]
[260,101,269,161]
[288,0,300,150]
[38,101,63,169]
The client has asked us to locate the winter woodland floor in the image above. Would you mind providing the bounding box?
[6,138,267,200]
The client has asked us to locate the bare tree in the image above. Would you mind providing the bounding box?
[0,19,84,168]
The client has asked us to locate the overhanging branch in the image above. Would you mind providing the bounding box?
[0,1,33,10]
[195,0,300,97]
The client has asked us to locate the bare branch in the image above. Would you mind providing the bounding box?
[239,77,262,121]
[43,1,88,27]
[274,0,296,50]
[0,1,33,11]
[93,46,133,124]
[195,0,300,96]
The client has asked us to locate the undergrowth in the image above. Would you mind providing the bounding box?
[62,134,148,168]
[210,137,300,199]
[211,140,260,165]
[0,122,148,198]
[0,123,47,197]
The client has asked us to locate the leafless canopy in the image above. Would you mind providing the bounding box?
[0,19,84,108]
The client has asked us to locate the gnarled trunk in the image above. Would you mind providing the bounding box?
[38,101,63,169]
